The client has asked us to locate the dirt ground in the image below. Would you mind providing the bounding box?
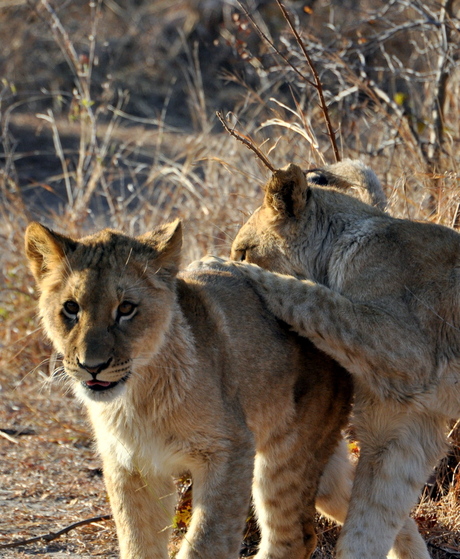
[0,361,119,558]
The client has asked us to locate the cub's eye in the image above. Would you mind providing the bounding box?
[232,247,252,262]
[117,301,137,321]
[63,300,79,319]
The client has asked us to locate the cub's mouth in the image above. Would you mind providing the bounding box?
[82,374,131,392]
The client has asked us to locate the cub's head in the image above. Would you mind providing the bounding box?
[231,161,383,278]
[25,220,182,402]
[231,164,309,277]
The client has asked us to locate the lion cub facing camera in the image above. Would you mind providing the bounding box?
[25,220,352,559]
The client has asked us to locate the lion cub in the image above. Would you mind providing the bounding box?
[25,220,352,559]
[226,160,459,559]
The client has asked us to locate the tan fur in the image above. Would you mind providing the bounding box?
[306,158,387,211]
[25,220,353,559]
[221,160,457,558]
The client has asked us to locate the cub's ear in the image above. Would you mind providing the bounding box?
[25,222,77,283]
[138,219,182,278]
[264,163,311,219]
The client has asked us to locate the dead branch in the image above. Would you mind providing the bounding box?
[275,0,341,163]
[0,514,112,550]
[427,542,460,558]
[216,111,276,173]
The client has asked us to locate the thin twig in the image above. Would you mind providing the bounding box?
[426,0,454,215]
[0,430,18,444]
[275,0,341,163]
[216,111,276,172]
[237,2,316,88]
[0,514,112,550]
[34,0,83,98]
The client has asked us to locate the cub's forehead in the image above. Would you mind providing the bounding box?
[62,239,152,297]
[67,235,157,276]
[64,265,140,300]
[72,234,145,268]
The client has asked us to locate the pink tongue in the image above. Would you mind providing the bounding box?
[86,380,112,387]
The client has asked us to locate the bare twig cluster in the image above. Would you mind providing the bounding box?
[219,0,341,171]
[234,0,459,221]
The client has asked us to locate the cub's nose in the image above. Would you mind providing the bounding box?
[77,357,113,376]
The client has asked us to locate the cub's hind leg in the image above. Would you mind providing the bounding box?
[252,436,318,559]
[388,518,431,559]
[316,437,354,524]
[253,365,352,559]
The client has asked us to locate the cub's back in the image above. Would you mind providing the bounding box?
[177,265,352,422]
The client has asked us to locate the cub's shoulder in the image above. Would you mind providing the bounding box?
[178,264,254,310]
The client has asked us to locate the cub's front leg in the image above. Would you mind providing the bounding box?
[103,457,176,559]
[176,435,255,559]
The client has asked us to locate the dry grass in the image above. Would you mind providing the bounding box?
[1,0,460,557]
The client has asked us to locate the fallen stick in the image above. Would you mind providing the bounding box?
[427,542,460,557]
[0,430,18,444]
[0,514,112,550]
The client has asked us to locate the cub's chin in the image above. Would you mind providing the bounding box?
[73,374,131,403]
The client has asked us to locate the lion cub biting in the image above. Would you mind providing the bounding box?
[25,219,352,559]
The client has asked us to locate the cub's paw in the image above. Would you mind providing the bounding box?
[230,261,288,288]
[186,255,227,271]
[186,256,262,277]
